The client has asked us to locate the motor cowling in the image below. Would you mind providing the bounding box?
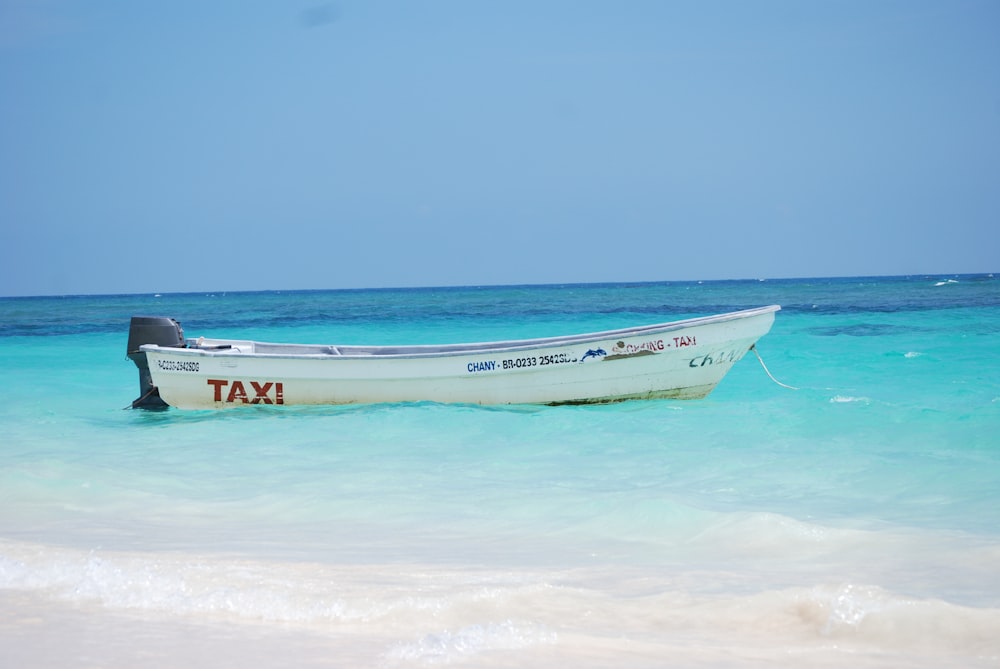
[127,316,185,409]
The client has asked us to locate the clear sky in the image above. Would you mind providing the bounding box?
[1,1,997,297]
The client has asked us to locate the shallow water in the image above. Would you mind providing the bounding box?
[1,275,998,667]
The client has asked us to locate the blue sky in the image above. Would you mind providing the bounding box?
[1,1,997,296]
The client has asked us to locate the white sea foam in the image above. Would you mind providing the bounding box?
[830,395,870,403]
[0,541,559,630]
[4,537,1000,669]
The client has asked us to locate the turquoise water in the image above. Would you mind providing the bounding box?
[1,276,998,667]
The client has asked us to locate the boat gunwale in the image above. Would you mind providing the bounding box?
[140,305,780,361]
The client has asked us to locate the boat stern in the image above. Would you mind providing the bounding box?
[126,316,186,409]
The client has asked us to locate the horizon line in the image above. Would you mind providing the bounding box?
[1,271,996,300]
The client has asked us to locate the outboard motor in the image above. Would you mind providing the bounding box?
[127,316,185,409]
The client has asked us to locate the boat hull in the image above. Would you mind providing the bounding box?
[140,306,778,409]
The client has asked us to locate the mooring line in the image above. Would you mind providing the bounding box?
[750,345,799,390]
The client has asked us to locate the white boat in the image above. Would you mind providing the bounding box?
[127,306,780,409]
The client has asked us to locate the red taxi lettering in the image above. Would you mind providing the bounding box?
[207,378,227,401]
[207,379,285,404]
[250,381,273,404]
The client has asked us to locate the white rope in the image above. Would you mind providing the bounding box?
[750,345,799,390]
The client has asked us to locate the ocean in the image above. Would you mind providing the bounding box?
[1,275,998,668]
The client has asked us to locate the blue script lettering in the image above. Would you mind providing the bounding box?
[467,360,497,373]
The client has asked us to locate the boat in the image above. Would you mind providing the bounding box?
[126,306,780,409]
